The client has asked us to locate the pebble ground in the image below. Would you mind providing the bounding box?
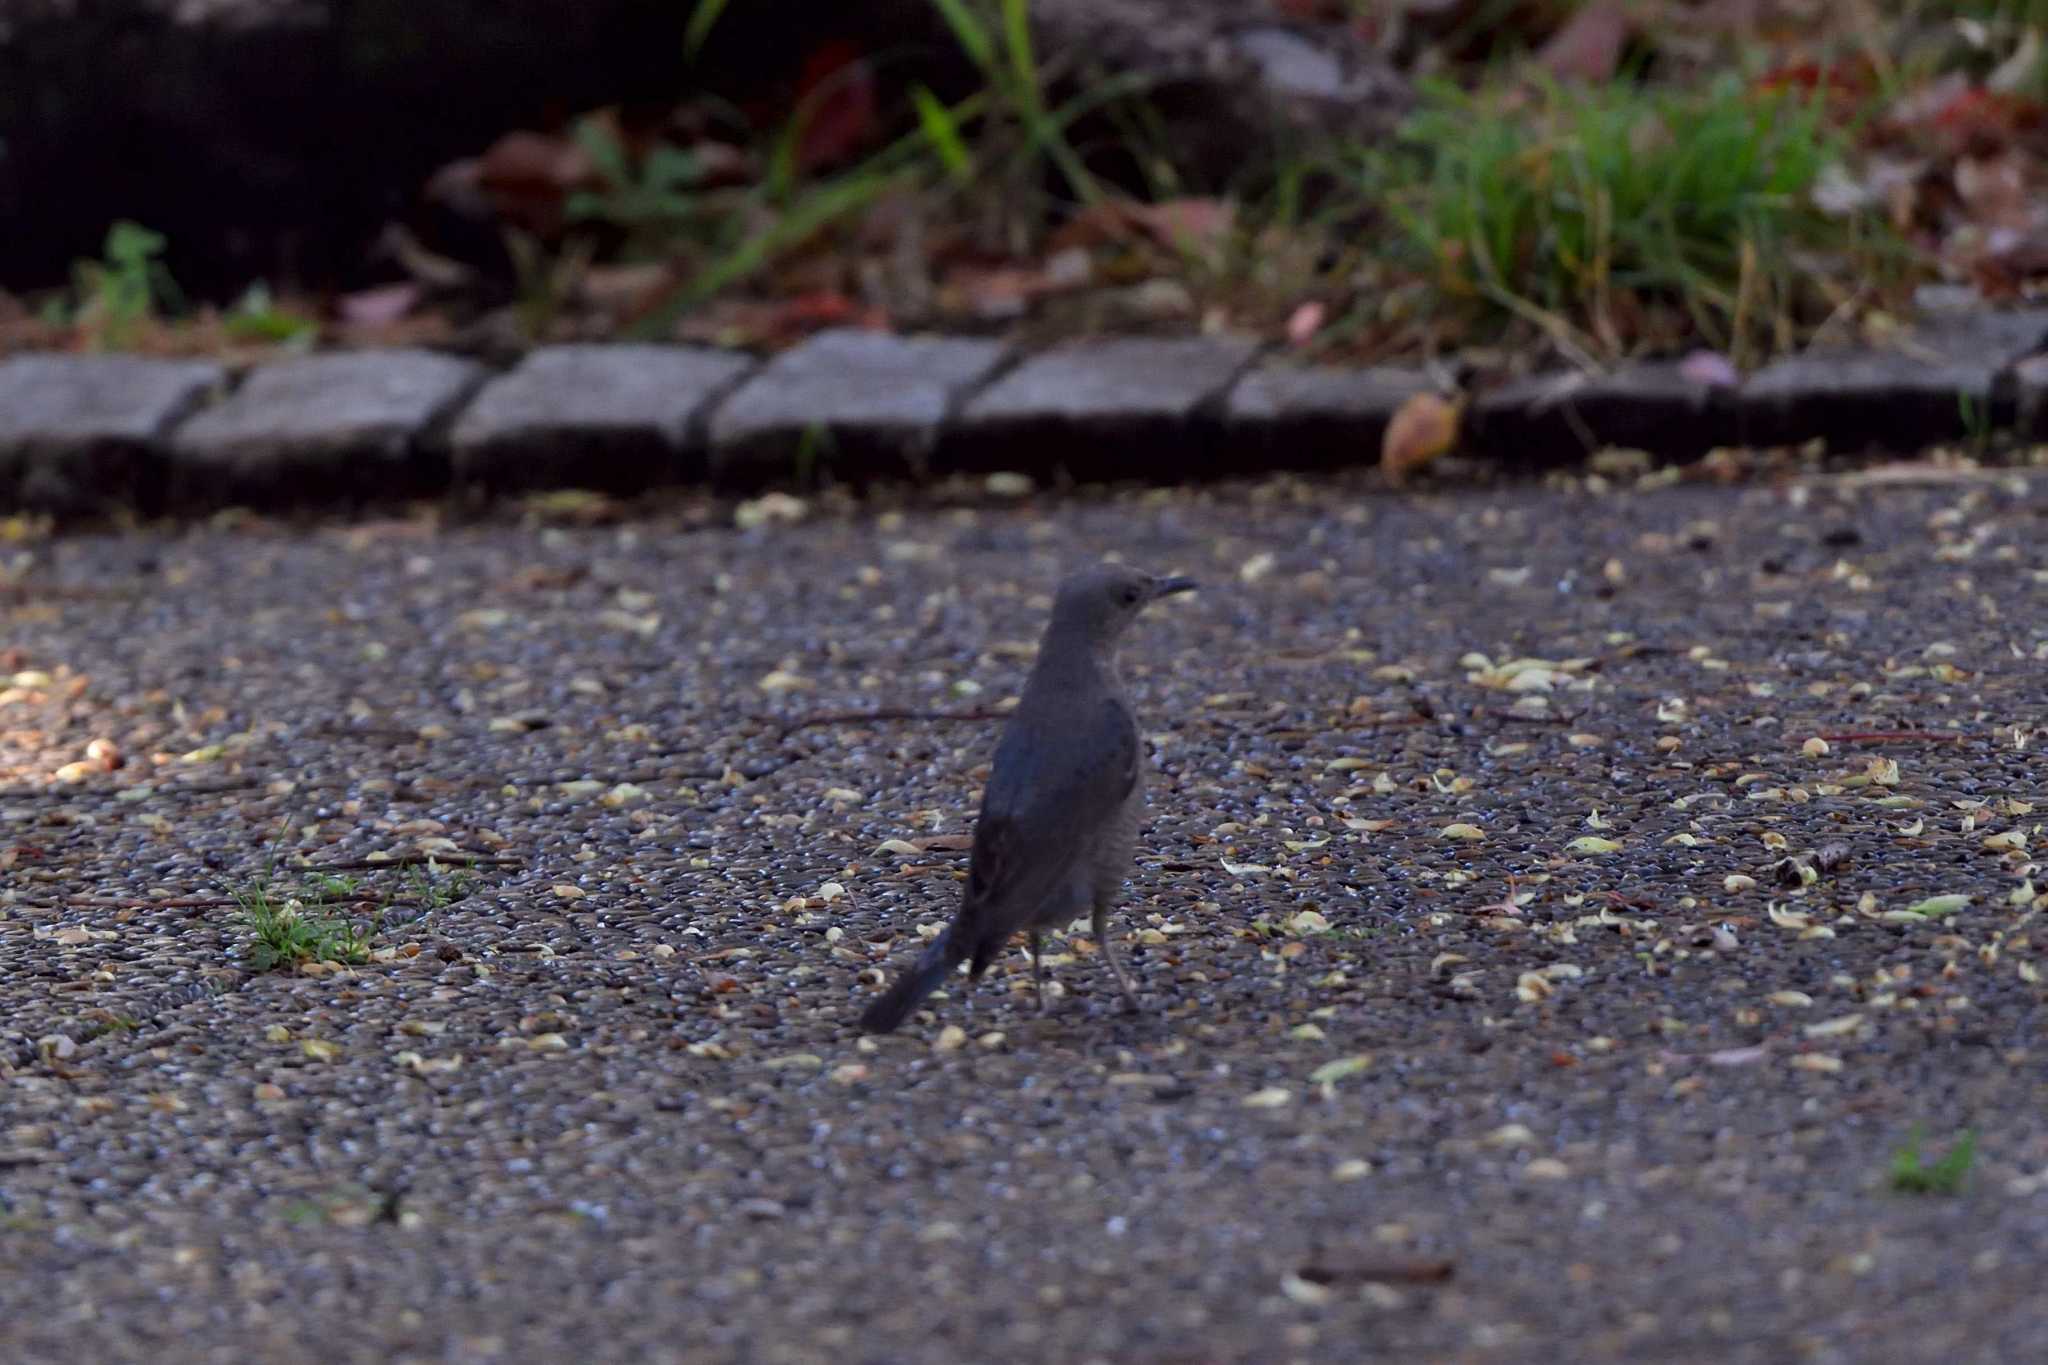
[3,466,2045,1363]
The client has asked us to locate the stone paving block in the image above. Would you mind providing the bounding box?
[450,344,754,494]
[2009,352,2048,438]
[169,349,484,506]
[951,334,1263,478]
[1740,309,2048,452]
[0,354,223,512]
[1474,361,1740,465]
[708,330,1007,485]
[1225,361,1431,468]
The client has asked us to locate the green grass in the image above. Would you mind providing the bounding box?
[52,220,182,349]
[406,862,474,920]
[77,1011,139,1042]
[1889,1126,1977,1195]
[225,847,475,971]
[613,0,1166,337]
[233,874,375,971]
[1348,74,1915,365]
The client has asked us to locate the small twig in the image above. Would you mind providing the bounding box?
[1335,712,1437,730]
[0,777,258,803]
[1811,731,1964,745]
[63,892,385,912]
[1463,872,1524,918]
[770,707,1005,741]
[508,768,726,787]
[302,854,521,871]
[65,896,245,910]
[1298,1257,1456,1287]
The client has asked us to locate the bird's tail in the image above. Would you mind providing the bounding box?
[859,929,962,1034]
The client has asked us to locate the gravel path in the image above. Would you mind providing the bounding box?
[3,468,2046,1364]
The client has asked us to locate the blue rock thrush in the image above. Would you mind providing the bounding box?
[858,562,1197,1033]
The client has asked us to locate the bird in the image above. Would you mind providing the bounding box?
[858,562,1196,1034]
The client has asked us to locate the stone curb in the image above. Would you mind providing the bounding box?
[168,349,485,509]
[4,312,2048,515]
[0,354,225,514]
[450,344,754,496]
[710,331,1007,487]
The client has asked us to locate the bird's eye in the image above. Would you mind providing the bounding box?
[1121,586,1141,605]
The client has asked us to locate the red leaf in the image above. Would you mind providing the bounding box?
[795,41,879,173]
[1931,87,2045,157]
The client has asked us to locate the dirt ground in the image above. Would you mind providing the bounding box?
[2,467,2045,1363]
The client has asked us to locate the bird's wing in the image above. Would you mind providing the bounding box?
[956,694,1138,967]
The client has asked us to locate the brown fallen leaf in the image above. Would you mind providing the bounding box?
[578,262,677,322]
[1381,391,1461,484]
[1537,0,1631,83]
[1049,197,1235,263]
[469,128,601,236]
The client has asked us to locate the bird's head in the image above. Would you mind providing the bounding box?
[1051,562,1198,646]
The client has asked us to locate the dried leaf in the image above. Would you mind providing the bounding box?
[1381,392,1460,484]
[1537,0,1630,83]
[1309,1055,1372,1085]
[1286,909,1332,935]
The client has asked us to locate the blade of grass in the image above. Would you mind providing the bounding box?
[626,118,940,340]
[926,0,997,73]
[912,84,975,185]
[1002,0,1043,115]
[684,0,732,62]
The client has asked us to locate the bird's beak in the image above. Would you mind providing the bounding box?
[1153,575,1199,598]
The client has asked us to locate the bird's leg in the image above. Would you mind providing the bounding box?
[1029,930,1048,1014]
[1092,903,1139,1012]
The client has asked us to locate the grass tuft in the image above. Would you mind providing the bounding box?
[1889,1125,1977,1195]
[233,875,374,971]
[1352,74,1916,365]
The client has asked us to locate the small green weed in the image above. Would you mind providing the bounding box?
[234,875,374,971]
[792,421,838,485]
[1957,389,1997,452]
[300,871,362,902]
[405,862,473,917]
[67,220,183,349]
[1889,1125,1977,1195]
[77,1010,139,1042]
[222,282,319,346]
[630,0,1166,336]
